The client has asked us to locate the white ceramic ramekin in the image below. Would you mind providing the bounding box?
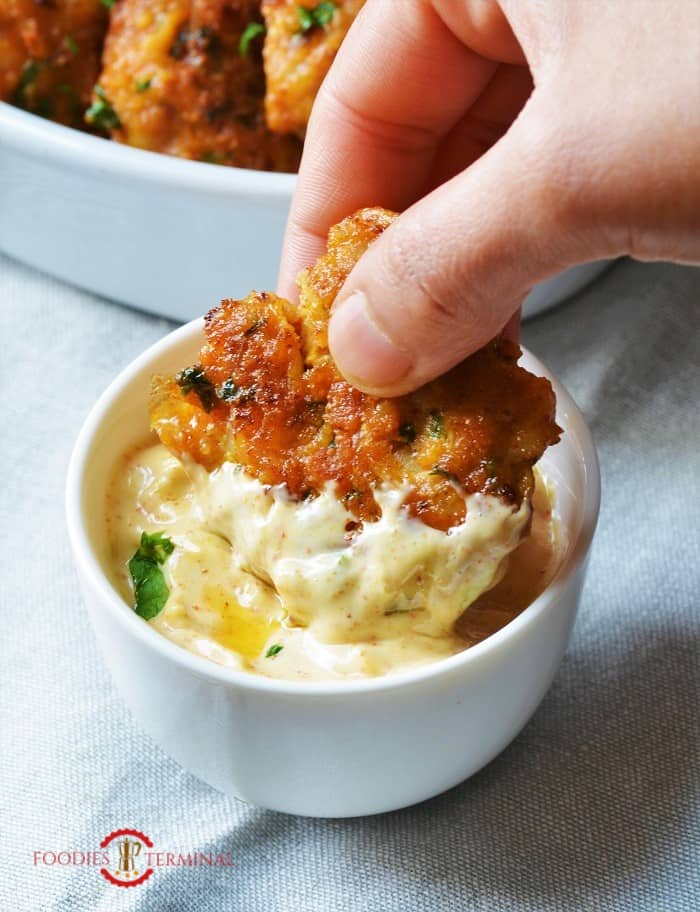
[66,320,600,817]
[0,103,609,322]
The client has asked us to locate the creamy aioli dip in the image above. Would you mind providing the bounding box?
[106,441,562,681]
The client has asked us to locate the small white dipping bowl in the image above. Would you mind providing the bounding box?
[66,320,600,817]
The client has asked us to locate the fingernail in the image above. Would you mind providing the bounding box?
[328,292,412,390]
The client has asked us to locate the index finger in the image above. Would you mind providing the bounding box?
[277,0,498,298]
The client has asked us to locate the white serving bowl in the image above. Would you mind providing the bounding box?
[0,103,609,321]
[66,319,600,818]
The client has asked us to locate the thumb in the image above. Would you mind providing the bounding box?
[328,102,607,395]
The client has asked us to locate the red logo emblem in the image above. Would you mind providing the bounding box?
[99,829,154,887]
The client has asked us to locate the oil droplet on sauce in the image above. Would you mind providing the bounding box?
[203,585,279,659]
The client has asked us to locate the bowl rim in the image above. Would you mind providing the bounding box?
[0,101,297,199]
[66,319,600,697]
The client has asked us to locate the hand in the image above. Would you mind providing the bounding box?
[278,0,700,395]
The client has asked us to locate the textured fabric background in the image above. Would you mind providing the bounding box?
[1,254,698,912]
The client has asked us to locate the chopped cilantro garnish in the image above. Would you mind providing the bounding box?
[65,35,79,55]
[429,465,459,483]
[243,317,266,336]
[217,377,256,403]
[265,644,284,658]
[176,365,216,411]
[239,21,265,57]
[297,1,337,34]
[100,0,116,8]
[217,377,239,400]
[128,532,175,620]
[201,151,226,165]
[140,531,175,563]
[427,409,444,438]
[17,60,39,92]
[85,85,121,131]
[135,77,152,92]
[12,60,39,106]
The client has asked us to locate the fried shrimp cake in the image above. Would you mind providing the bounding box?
[94,0,301,170]
[261,0,364,136]
[151,207,561,532]
[0,0,107,127]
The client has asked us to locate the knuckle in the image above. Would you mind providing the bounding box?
[380,222,466,329]
[374,215,510,362]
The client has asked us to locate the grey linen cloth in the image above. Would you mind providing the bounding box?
[1,254,698,912]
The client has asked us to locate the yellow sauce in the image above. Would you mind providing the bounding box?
[106,440,562,680]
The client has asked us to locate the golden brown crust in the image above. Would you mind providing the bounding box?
[261,0,364,136]
[151,207,562,531]
[96,0,301,170]
[2,0,363,168]
[0,0,107,127]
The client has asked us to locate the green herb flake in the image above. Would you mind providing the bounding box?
[265,644,284,658]
[297,1,337,34]
[17,59,39,91]
[201,151,226,165]
[176,365,217,411]
[139,531,175,563]
[217,377,257,404]
[100,0,116,8]
[128,531,175,620]
[217,377,239,401]
[65,35,79,55]
[429,465,459,483]
[85,85,121,131]
[135,77,152,92]
[12,60,40,106]
[239,21,265,57]
[297,6,314,32]
[427,409,444,439]
[397,422,416,445]
[243,317,266,337]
